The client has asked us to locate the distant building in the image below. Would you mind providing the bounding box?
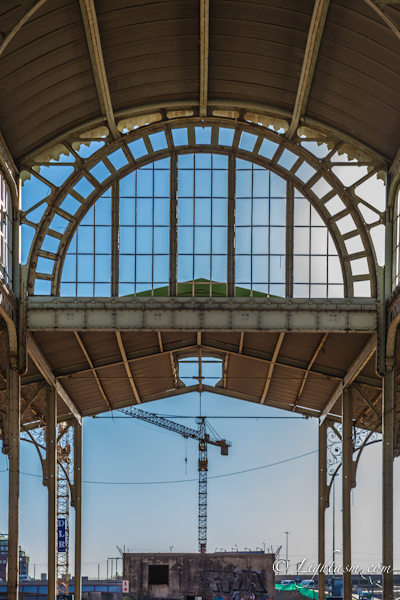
[123,553,275,600]
[0,533,29,581]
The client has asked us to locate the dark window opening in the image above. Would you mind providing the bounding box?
[148,564,169,585]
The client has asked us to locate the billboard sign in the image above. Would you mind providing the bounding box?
[57,518,66,553]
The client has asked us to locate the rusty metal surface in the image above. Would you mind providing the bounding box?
[8,329,382,427]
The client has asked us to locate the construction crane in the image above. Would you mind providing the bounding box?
[20,422,72,594]
[120,407,231,553]
[56,424,72,595]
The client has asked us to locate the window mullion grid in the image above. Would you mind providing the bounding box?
[111,180,119,296]
[308,204,312,298]
[326,225,329,298]
[268,171,271,296]
[152,164,155,296]
[135,168,138,296]
[285,180,294,297]
[251,164,254,296]
[227,153,235,297]
[193,162,196,297]
[169,153,178,296]
[210,158,212,298]
[93,205,96,296]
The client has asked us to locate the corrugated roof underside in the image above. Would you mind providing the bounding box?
[307,0,400,158]
[0,0,399,159]
[20,330,381,423]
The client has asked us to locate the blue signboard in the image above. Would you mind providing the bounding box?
[332,578,343,597]
[58,517,66,553]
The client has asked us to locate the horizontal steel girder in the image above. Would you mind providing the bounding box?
[26,296,378,332]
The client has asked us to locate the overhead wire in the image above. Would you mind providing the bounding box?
[0,446,322,485]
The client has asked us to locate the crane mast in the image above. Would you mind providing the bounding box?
[197,418,207,553]
[119,407,231,553]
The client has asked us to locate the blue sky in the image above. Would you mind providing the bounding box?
[1,391,399,579]
[8,140,394,580]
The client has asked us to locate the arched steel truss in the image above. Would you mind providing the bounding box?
[20,117,385,298]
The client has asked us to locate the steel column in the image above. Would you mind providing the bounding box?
[169,153,178,296]
[382,351,396,600]
[74,420,83,600]
[7,363,20,600]
[47,386,57,600]
[318,420,327,600]
[111,180,119,296]
[342,387,352,600]
[227,153,235,296]
[285,181,294,297]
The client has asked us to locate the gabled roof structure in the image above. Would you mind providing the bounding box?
[0,1,400,599]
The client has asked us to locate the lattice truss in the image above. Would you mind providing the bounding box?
[17,419,73,594]
[56,423,72,595]
[18,115,386,299]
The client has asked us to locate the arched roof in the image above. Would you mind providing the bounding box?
[0,0,400,163]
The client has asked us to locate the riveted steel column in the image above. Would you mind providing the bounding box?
[111,180,119,296]
[47,386,57,600]
[227,153,235,297]
[286,181,294,298]
[383,349,396,600]
[318,420,327,600]
[74,420,83,600]
[7,362,20,600]
[342,387,352,600]
[169,153,178,296]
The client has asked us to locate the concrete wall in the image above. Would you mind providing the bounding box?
[123,553,275,600]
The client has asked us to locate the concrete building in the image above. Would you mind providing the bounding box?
[0,534,29,583]
[123,553,275,600]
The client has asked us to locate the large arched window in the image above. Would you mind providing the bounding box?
[20,118,380,298]
[56,153,344,299]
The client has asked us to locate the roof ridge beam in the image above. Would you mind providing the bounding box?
[292,332,329,412]
[74,331,112,411]
[115,331,141,405]
[79,0,120,140]
[286,0,331,140]
[27,332,82,424]
[260,332,285,404]
[199,0,209,117]
[0,0,48,61]
[363,0,400,41]
[319,333,377,423]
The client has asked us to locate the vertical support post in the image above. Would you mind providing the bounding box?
[227,153,236,297]
[47,386,57,600]
[383,350,396,600]
[342,387,352,600]
[318,420,327,600]
[169,153,178,297]
[285,181,294,298]
[7,362,20,600]
[111,180,119,297]
[74,420,83,600]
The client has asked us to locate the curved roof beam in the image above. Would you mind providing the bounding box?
[286,0,331,140]
[78,0,120,140]
[0,0,48,59]
[199,0,209,117]
[363,0,400,41]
